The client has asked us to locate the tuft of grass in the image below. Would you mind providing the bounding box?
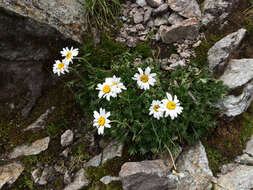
[84,0,122,30]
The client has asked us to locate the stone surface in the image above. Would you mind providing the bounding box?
[0,162,24,189]
[168,12,185,25]
[202,0,239,26]
[133,11,144,24]
[31,168,41,184]
[244,136,253,156]
[153,3,169,16]
[102,141,124,164]
[207,28,247,73]
[64,169,90,190]
[119,160,179,190]
[0,0,85,117]
[216,81,253,117]
[214,165,253,190]
[85,154,102,167]
[100,176,120,185]
[8,137,50,159]
[23,107,55,131]
[159,18,200,43]
[38,167,55,185]
[136,0,147,7]
[154,17,169,26]
[235,153,253,165]
[61,129,74,147]
[176,141,213,190]
[167,0,201,19]
[146,0,164,8]
[220,59,253,90]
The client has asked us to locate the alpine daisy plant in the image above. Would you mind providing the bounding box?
[132,67,156,90]
[60,46,79,63]
[93,108,111,135]
[53,60,69,76]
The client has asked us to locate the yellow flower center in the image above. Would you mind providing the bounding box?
[57,63,64,69]
[66,52,72,59]
[153,105,160,112]
[140,74,149,83]
[98,117,105,126]
[103,85,111,93]
[166,101,176,110]
[113,82,117,85]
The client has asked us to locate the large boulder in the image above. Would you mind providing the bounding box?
[202,0,240,26]
[0,0,86,117]
[207,28,247,74]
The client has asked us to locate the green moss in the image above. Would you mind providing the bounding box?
[133,42,152,58]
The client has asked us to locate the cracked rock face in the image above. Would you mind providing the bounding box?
[0,0,86,117]
[63,169,90,190]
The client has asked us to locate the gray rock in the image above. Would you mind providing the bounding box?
[147,19,155,28]
[64,171,72,185]
[168,0,201,19]
[102,141,124,164]
[215,165,253,190]
[0,0,86,117]
[38,167,55,185]
[154,17,169,26]
[168,12,185,25]
[126,36,137,47]
[61,130,74,147]
[8,137,50,159]
[133,11,144,24]
[244,136,253,156]
[100,176,120,185]
[23,107,55,131]
[220,59,253,90]
[202,0,239,26]
[216,81,253,117]
[176,141,213,190]
[0,162,24,189]
[146,0,164,8]
[119,160,179,190]
[144,7,153,23]
[207,29,247,73]
[153,3,169,16]
[158,18,200,43]
[235,154,253,165]
[31,168,41,183]
[61,148,70,158]
[85,154,102,167]
[136,0,147,7]
[219,163,238,175]
[64,169,90,190]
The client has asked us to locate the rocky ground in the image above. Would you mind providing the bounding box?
[1,0,253,189]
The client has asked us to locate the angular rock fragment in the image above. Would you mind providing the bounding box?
[8,137,50,159]
[158,18,200,43]
[0,162,24,189]
[146,0,164,8]
[100,176,120,185]
[64,169,90,190]
[167,0,201,19]
[153,3,169,16]
[61,129,74,147]
[207,28,247,73]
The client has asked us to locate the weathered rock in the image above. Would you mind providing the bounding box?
[220,59,253,90]
[64,169,90,190]
[219,163,238,175]
[37,166,55,185]
[202,0,239,26]
[31,168,42,184]
[85,154,102,167]
[216,81,253,117]
[235,153,253,165]
[0,0,86,117]
[119,160,179,190]
[100,176,120,185]
[167,0,201,19]
[23,107,55,131]
[153,3,169,16]
[8,137,50,159]
[102,141,124,164]
[215,165,253,190]
[176,141,213,190]
[168,12,185,25]
[136,0,147,7]
[64,171,72,185]
[144,7,153,23]
[154,17,169,26]
[61,129,74,147]
[159,18,200,43]
[207,29,247,73]
[133,11,144,24]
[146,0,164,8]
[0,162,24,189]
[244,135,253,156]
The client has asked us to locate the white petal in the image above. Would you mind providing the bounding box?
[145,67,151,74]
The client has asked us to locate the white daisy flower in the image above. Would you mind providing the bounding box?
[60,46,79,63]
[162,93,183,120]
[93,108,111,135]
[105,75,127,94]
[53,60,69,76]
[172,170,185,179]
[149,100,164,120]
[96,82,117,101]
[132,67,156,90]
